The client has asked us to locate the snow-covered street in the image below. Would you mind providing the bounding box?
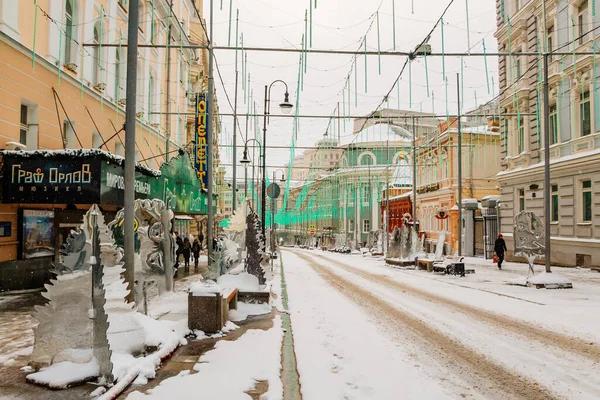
[282,248,600,400]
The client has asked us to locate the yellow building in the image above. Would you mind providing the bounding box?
[415,117,501,254]
[0,0,219,289]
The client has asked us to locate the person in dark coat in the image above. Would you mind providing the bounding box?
[192,238,201,268]
[198,232,204,251]
[494,233,507,270]
[182,237,191,269]
[173,231,183,271]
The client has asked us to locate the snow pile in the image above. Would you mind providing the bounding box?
[217,272,259,291]
[189,281,221,297]
[507,273,573,287]
[26,358,100,389]
[126,316,284,400]
[527,273,572,285]
[229,302,272,322]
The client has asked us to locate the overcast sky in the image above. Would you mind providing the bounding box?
[203,0,498,183]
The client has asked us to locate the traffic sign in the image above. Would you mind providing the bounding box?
[309,224,316,235]
[267,183,281,199]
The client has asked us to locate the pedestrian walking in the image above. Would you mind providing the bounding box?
[192,237,201,268]
[494,233,507,270]
[198,232,204,251]
[182,238,191,269]
[173,231,183,271]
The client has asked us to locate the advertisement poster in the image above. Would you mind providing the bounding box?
[22,210,55,259]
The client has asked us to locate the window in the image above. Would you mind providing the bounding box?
[360,153,374,166]
[180,57,186,83]
[515,56,522,79]
[515,0,521,12]
[517,117,525,154]
[92,132,102,148]
[151,16,157,44]
[148,72,154,122]
[582,180,592,222]
[93,22,102,84]
[363,219,371,233]
[362,185,370,203]
[348,219,354,232]
[20,105,28,145]
[138,1,145,32]
[547,26,554,61]
[115,48,122,101]
[551,184,559,222]
[64,0,74,63]
[549,105,558,145]
[581,91,591,136]
[518,188,525,212]
[578,1,589,45]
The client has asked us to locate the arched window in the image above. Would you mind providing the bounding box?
[359,152,375,166]
[64,0,74,63]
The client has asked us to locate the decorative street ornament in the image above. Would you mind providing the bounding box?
[434,207,449,220]
[108,199,174,314]
[245,207,267,285]
[513,211,545,276]
[29,204,114,386]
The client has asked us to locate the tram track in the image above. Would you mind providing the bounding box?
[293,251,558,400]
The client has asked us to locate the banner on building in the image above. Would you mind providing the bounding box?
[195,92,208,189]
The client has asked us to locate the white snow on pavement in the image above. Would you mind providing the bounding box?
[126,316,284,400]
[281,250,453,400]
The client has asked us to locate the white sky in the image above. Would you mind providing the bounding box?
[203,0,499,182]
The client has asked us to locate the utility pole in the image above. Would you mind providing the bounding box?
[412,116,417,226]
[165,17,171,160]
[232,71,239,212]
[206,0,215,266]
[385,139,390,253]
[543,53,552,273]
[457,73,462,256]
[124,0,139,301]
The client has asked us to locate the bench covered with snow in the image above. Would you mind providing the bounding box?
[188,284,238,334]
[431,256,474,276]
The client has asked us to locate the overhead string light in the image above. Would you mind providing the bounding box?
[483,39,490,94]
[465,0,471,54]
[392,0,396,50]
[32,0,38,68]
[228,0,232,46]
[377,11,381,75]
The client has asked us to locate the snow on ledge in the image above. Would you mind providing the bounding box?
[0,149,161,177]
[26,358,99,389]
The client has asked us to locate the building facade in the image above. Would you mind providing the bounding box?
[414,118,501,254]
[495,0,600,267]
[0,0,220,289]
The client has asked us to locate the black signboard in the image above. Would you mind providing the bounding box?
[2,154,102,204]
[2,152,154,207]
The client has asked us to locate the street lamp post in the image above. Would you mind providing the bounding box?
[261,81,293,242]
[240,138,262,210]
[270,169,286,260]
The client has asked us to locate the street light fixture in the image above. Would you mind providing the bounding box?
[262,80,293,242]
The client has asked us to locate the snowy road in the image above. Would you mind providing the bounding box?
[282,249,600,400]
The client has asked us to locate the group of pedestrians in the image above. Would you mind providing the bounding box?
[174,231,204,270]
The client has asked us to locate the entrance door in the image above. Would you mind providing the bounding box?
[474,218,484,256]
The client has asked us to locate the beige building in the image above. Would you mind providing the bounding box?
[495,0,600,267]
[284,136,344,185]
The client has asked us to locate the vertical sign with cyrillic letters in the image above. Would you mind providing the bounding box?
[195,93,208,189]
